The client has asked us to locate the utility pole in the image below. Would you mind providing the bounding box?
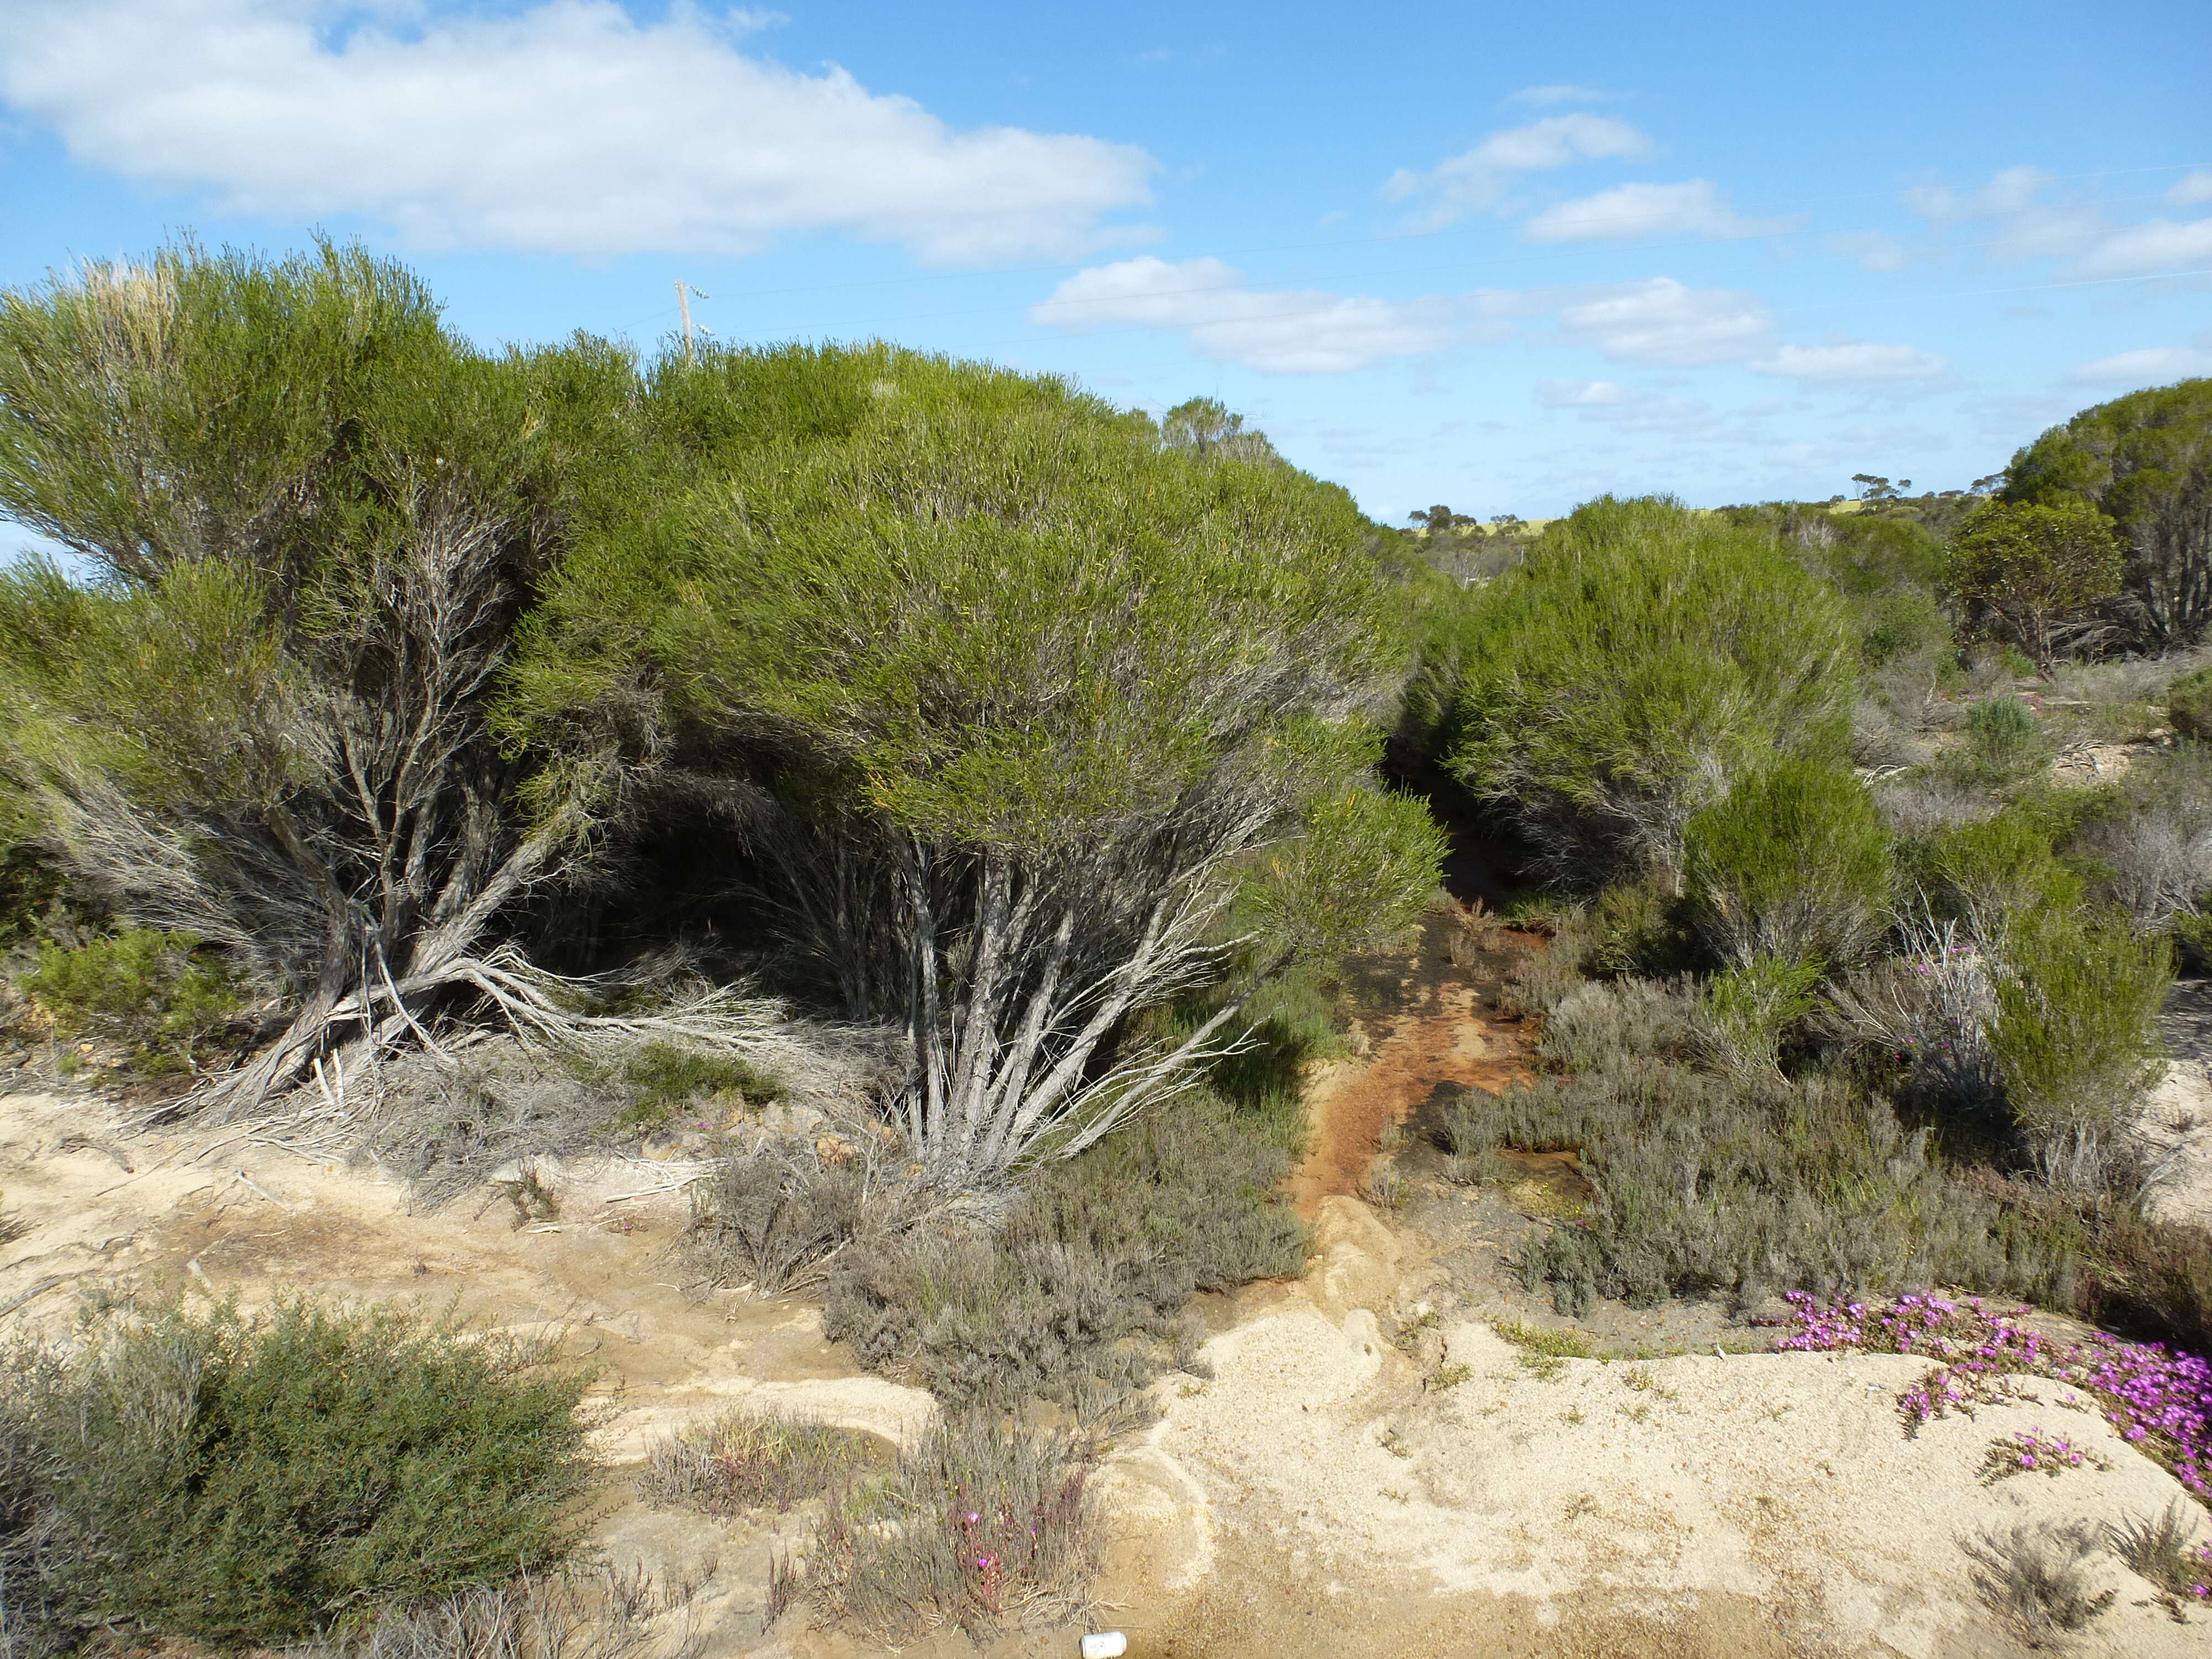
[674,279,709,365]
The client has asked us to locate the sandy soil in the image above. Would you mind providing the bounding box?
[4,910,2209,1658]
[1095,1199,2203,1659]
[2146,1058,2212,1228]
[1092,911,2210,1658]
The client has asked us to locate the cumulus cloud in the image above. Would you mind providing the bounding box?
[1552,278,1773,367]
[2069,346,2212,384]
[0,0,1157,265]
[1029,257,1510,374]
[1381,114,1651,226]
[2075,218,2212,278]
[1750,342,1949,383]
[1522,179,1792,242]
[2169,170,2212,207]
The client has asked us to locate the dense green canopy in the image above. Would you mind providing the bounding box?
[508,343,1441,1177]
[1428,495,1856,883]
[2004,377,2212,644]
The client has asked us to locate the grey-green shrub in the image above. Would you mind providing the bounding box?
[1535,977,1698,1073]
[0,1298,591,1652]
[1990,907,2172,1190]
[1438,495,1856,884]
[1457,1065,2075,1315]
[797,1413,1098,1640]
[822,1092,1302,1406]
[1681,755,1890,968]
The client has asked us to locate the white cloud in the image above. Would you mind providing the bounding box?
[1553,278,1773,367]
[1508,84,1607,106]
[1751,342,1948,382]
[1535,379,1717,437]
[2075,219,2212,278]
[2069,346,2212,385]
[1901,165,2053,221]
[1381,114,1651,226]
[2169,170,2212,207]
[0,0,1157,265]
[1522,179,1791,242]
[1535,378,1627,406]
[1029,257,1508,374]
[1899,166,2103,260]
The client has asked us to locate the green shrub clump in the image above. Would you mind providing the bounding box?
[618,1040,782,1128]
[823,1093,1303,1407]
[1907,810,2083,927]
[1954,695,2054,784]
[1436,495,1856,884]
[2168,663,2212,739]
[1680,754,1890,969]
[17,928,241,1067]
[1989,908,2172,1190]
[0,1298,592,1653]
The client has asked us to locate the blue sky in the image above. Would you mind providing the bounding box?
[2,1,2209,529]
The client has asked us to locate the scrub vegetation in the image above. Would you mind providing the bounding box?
[4,236,2212,1645]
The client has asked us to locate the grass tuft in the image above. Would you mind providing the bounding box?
[642,1409,884,1517]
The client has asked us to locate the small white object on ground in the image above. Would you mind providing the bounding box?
[1080,1635,1128,1658]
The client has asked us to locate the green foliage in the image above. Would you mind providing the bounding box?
[2168,662,2212,738]
[0,241,644,1095]
[1241,787,1448,962]
[823,1092,1303,1406]
[1175,957,1344,1152]
[526,347,1396,854]
[0,836,71,948]
[1906,809,2083,924]
[617,1041,781,1129]
[1855,586,1954,668]
[18,928,240,1067]
[1990,908,2171,1187]
[1156,395,1286,467]
[509,343,1432,1178]
[1951,498,2125,669]
[1681,755,1890,968]
[1437,495,1856,883]
[0,1298,591,1652]
[1958,695,2054,782]
[2004,377,2212,646]
[1700,954,1823,1077]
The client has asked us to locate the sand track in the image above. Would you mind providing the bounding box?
[4,912,2209,1656]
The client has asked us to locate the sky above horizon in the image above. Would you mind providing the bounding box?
[2,0,2209,528]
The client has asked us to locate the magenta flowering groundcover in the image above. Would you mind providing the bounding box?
[1776,1291,2212,1504]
